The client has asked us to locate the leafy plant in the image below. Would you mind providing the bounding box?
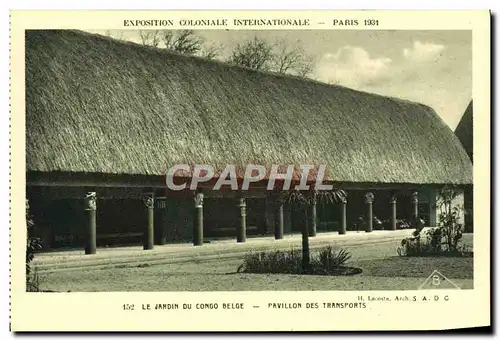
[426,227,443,253]
[397,185,468,257]
[237,246,360,276]
[313,246,351,269]
[436,186,464,252]
[237,249,302,274]
[26,200,42,286]
[397,231,427,256]
[279,188,346,273]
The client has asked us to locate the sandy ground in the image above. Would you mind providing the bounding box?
[32,231,473,292]
[33,230,415,272]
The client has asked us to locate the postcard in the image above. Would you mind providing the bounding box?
[10,9,490,331]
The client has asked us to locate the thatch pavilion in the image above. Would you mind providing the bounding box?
[25,30,473,253]
[455,101,473,161]
[455,101,474,232]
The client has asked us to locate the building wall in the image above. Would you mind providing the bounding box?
[464,186,474,232]
[164,196,194,242]
[426,187,466,229]
[264,197,276,235]
[410,187,466,229]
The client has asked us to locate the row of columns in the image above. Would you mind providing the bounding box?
[363,192,419,233]
[193,193,247,246]
[82,190,421,255]
[267,191,419,238]
[84,191,157,255]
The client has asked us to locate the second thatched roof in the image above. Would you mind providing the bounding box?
[26,30,472,185]
[455,101,473,162]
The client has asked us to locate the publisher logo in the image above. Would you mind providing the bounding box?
[418,270,461,290]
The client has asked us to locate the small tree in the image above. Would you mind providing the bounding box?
[436,185,464,252]
[136,30,220,60]
[161,30,204,55]
[227,36,315,77]
[199,43,222,60]
[398,186,466,257]
[227,37,274,71]
[279,188,346,272]
[139,30,161,47]
[271,38,314,77]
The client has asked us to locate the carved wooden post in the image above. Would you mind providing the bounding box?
[84,192,97,255]
[157,189,167,245]
[193,192,204,246]
[412,192,419,219]
[365,192,374,233]
[143,193,154,250]
[275,200,284,240]
[390,195,397,231]
[309,196,317,237]
[428,187,437,227]
[237,197,247,243]
[340,197,347,235]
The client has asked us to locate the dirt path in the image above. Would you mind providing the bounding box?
[33,230,415,273]
[34,235,473,292]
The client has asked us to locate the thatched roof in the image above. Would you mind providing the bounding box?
[26,30,472,185]
[454,101,473,162]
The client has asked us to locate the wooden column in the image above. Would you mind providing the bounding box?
[284,204,292,234]
[412,192,419,219]
[143,193,154,250]
[275,201,284,240]
[237,197,247,243]
[84,192,97,255]
[390,196,397,231]
[157,189,167,245]
[301,216,310,273]
[339,197,347,235]
[428,188,437,227]
[309,198,317,237]
[193,192,204,246]
[365,192,374,233]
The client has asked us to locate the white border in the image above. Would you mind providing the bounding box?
[3,1,498,339]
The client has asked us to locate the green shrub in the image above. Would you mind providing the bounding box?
[397,230,429,256]
[26,200,42,286]
[313,246,351,269]
[436,185,465,252]
[237,249,302,274]
[397,186,470,258]
[237,246,359,275]
[397,225,469,257]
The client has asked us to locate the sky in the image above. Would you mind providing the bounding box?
[88,29,472,130]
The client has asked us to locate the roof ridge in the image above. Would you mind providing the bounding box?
[72,29,431,109]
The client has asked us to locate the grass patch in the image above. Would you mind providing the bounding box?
[356,256,473,279]
[26,268,42,292]
[237,246,362,276]
[33,238,475,291]
[26,268,58,292]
